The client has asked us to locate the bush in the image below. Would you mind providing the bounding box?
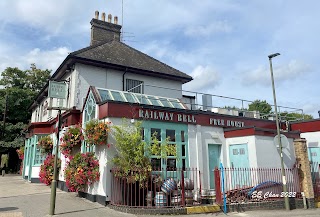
[64,152,100,192]
[112,121,152,186]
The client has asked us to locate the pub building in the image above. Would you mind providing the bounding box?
[23,11,320,205]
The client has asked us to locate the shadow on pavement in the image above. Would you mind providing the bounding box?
[55,207,105,215]
[0,207,19,212]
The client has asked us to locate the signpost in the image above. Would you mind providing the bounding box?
[48,80,68,216]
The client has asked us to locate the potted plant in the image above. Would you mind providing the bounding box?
[84,119,110,146]
[60,125,83,158]
[64,152,100,192]
[38,135,53,154]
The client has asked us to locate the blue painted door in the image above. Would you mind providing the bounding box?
[308,147,320,181]
[208,144,221,189]
[229,144,250,188]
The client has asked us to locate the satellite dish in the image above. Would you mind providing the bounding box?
[274,134,289,149]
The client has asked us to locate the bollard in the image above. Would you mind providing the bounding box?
[302,192,307,209]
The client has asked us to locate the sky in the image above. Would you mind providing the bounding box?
[0,0,319,117]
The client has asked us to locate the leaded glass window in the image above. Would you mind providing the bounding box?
[83,92,96,124]
[82,92,96,153]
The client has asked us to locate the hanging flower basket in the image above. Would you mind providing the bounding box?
[64,152,100,192]
[84,120,110,145]
[60,125,84,158]
[16,146,24,160]
[38,136,53,154]
[39,154,61,186]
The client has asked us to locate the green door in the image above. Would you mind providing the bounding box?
[229,144,250,188]
[208,144,221,189]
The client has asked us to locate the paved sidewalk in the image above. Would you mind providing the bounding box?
[0,175,133,217]
[1,175,320,217]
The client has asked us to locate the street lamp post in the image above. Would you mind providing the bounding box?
[268,53,290,211]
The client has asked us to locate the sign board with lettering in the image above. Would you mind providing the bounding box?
[273,134,289,149]
[48,81,67,99]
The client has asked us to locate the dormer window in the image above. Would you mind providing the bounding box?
[126,79,144,94]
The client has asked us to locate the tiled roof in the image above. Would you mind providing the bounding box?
[70,40,192,82]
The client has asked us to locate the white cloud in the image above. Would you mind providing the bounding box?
[184,21,232,37]
[183,65,220,92]
[25,47,71,71]
[242,60,311,86]
[302,104,320,117]
[0,47,71,74]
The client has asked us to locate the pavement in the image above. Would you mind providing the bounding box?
[0,175,320,217]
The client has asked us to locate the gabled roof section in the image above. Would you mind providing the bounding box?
[70,40,193,83]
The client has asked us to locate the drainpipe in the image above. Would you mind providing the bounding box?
[122,68,128,91]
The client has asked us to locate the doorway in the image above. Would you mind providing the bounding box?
[208,144,221,189]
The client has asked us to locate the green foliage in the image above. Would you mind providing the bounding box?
[26,63,51,93]
[150,133,177,159]
[248,100,272,115]
[0,121,26,148]
[223,106,243,110]
[280,112,313,121]
[0,64,51,148]
[0,67,27,89]
[0,64,51,92]
[111,119,178,186]
[112,120,151,185]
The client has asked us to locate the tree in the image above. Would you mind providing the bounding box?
[0,67,28,89]
[248,100,272,115]
[280,112,313,121]
[26,63,51,93]
[0,64,51,149]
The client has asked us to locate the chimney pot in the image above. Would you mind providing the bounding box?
[114,16,118,24]
[108,14,112,23]
[95,11,99,19]
[102,12,106,21]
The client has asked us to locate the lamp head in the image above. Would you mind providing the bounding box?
[268,53,280,59]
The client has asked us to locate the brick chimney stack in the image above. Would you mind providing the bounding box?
[90,10,122,46]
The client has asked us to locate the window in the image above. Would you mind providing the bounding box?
[233,149,239,155]
[126,79,144,93]
[34,135,48,165]
[147,123,188,171]
[82,92,96,153]
[83,92,96,124]
[43,101,48,116]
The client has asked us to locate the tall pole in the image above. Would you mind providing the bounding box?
[49,109,61,215]
[268,53,290,211]
[2,92,8,138]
